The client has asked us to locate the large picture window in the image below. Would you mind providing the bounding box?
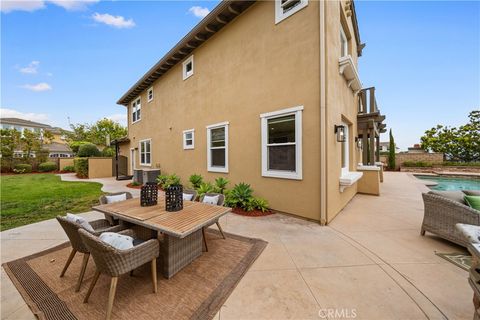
[132,97,141,123]
[261,106,303,180]
[207,122,228,173]
[139,139,151,166]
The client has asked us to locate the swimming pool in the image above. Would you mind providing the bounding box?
[415,175,480,191]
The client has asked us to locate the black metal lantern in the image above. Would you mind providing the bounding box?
[334,125,346,142]
[165,184,183,212]
[140,182,158,207]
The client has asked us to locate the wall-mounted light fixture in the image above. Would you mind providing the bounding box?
[355,137,362,149]
[334,125,346,143]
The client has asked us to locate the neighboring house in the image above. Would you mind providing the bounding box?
[379,142,400,153]
[115,0,386,224]
[0,118,73,158]
[407,144,426,154]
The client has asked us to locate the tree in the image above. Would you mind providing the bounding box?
[0,129,21,158]
[421,110,480,162]
[42,130,54,144]
[388,129,396,170]
[20,130,42,158]
[63,123,89,142]
[87,118,127,146]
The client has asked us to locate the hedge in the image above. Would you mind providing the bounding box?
[62,165,75,172]
[402,161,433,168]
[74,158,89,178]
[13,163,32,173]
[78,143,101,157]
[38,162,57,172]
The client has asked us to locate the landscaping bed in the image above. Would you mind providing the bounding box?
[0,174,103,231]
[232,207,273,217]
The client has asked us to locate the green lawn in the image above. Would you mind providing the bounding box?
[1,174,104,231]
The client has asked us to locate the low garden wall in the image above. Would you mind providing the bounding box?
[400,166,480,174]
[59,158,74,170]
[380,153,444,170]
[88,157,113,179]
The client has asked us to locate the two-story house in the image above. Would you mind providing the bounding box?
[115,0,386,224]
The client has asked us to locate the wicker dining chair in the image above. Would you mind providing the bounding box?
[56,216,124,292]
[79,229,160,320]
[183,189,198,202]
[199,192,226,252]
[99,192,133,225]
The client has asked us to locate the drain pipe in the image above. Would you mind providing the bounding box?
[319,0,327,225]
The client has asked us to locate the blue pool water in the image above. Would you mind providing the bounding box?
[415,175,480,191]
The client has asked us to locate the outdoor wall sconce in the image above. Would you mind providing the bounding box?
[334,125,346,142]
[355,137,362,149]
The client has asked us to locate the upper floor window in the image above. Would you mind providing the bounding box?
[207,122,229,173]
[183,129,195,150]
[275,0,308,24]
[182,55,194,80]
[340,25,348,57]
[261,106,303,180]
[139,139,151,166]
[132,97,141,123]
[147,87,154,102]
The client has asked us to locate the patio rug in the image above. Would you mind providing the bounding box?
[435,252,472,271]
[3,230,267,320]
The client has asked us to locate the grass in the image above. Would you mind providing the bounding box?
[0,173,104,231]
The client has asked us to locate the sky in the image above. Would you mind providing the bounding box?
[1,0,479,150]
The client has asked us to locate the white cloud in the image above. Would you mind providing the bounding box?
[19,60,40,74]
[1,1,45,13]
[1,0,98,13]
[92,12,135,29]
[188,6,210,19]
[106,113,127,126]
[0,107,51,124]
[21,82,52,92]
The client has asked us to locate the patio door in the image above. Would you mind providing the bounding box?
[130,148,136,175]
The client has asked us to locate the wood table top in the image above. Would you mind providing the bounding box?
[93,197,231,238]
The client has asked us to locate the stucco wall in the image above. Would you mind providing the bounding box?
[88,158,113,179]
[324,0,361,222]
[59,158,74,169]
[357,168,380,195]
[380,153,444,170]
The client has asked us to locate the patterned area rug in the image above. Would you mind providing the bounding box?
[3,230,267,320]
[436,252,472,271]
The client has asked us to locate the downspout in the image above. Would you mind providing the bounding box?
[319,0,327,225]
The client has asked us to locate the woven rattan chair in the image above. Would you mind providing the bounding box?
[183,189,198,202]
[421,192,480,247]
[199,192,226,251]
[79,229,160,320]
[99,192,133,225]
[56,216,124,292]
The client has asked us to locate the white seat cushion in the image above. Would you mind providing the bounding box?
[202,195,220,205]
[66,213,94,232]
[183,193,194,201]
[105,193,127,204]
[99,232,134,250]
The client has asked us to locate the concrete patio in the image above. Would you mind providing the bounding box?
[1,172,473,319]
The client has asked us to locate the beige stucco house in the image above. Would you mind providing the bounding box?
[115,0,386,224]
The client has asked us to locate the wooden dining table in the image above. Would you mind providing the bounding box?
[92,196,231,278]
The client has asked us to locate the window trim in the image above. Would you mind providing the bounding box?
[183,129,195,150]
[131,97,141,124]
[275,0,308,24]
[340,26,348,58]
[341,121,350,176]
[260,106,303,180]
[147,87,154,102]
[139,138,152,167]
[206,121,229,173]
[182,55,194,80]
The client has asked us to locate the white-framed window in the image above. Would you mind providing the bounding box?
[341,122,350,175]
[340,25,348,58]
[183,129,195,150]
[206,122,228,173]
[139,139,151,166]
[147,87,154,102]
[182,55,194,80]
[260,106,303,180]
[275,0,308,24]
[132,97,141,123]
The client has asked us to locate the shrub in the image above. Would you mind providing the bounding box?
[225,183,254,211]
[62,165,75,172]
[443,161,480,167]
[101,147,115,157]
[156,174,169,188]
[74,158,89,178]
[402,161,432,168]
[77,143,101,157]
[252,197,269,212]
[214,177,229,194]
[69,141,90,154]
[157,173,181,189]
[197,182,215,199]
[38,162,57,172]
[13,163,32,174]
[189,174,203,190]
